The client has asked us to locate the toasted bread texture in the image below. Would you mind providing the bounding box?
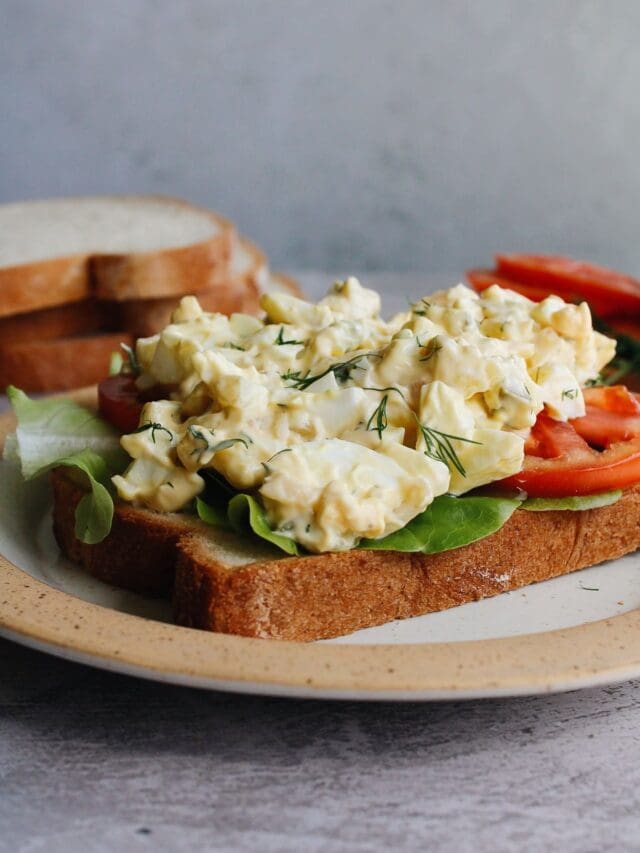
[0,333,133,392]
[51,468,640,641]
[52,469,208,596]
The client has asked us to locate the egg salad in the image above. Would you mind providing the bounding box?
[112,278,616,552]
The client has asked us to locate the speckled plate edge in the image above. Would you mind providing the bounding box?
[3,392,640,701]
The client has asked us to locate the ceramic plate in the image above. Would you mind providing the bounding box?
[2,395,640,701]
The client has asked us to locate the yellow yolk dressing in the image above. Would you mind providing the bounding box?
[112,278,616,552]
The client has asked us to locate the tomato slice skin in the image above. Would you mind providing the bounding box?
[495,254,640,317]
[608,318,640,340]
[502,387,640,496]
[582,385,640,415]
[466,268,554,303]
[571,407,640,447]
[500,438,640,496]
[98,375,143,433]
[525,411,593,458]
[466,267,619,317]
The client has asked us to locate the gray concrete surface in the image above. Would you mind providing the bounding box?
[3,638,640,852]
[2,1,640,274]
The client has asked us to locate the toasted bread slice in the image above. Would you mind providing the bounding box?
[0,333,132,392]
[51,469,208,596]
[0,300,112,344]
[50,468,640,641]
[0,196,234,313]
[116,235,265,337]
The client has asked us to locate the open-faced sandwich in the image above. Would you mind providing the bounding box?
[5,272,640,640]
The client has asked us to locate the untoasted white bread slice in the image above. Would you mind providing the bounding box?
[50,468,640,641]
[117,284,261,338]
[116,235,267,336]
[231,237,269,292]
[0,196,234,314]
[0,254,89,319]
[0,333,133,392]
[262,271,303,297]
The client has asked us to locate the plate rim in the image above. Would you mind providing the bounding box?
[3,394,640,701]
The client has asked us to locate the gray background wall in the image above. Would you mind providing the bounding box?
[1,0,639,275]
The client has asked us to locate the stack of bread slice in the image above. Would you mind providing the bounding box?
[0,195,300,391]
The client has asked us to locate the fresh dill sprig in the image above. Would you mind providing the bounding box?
[261,447,293,474]
[274,326,305,346]
[133,422,173,443]
[224,342,246,351]
[417,337,442,363]
[561,388,578,400]
[187,425,215,460]
[362,385,406,400]
[187,425,250,461]
[120,343,140,376]
[281,352,381,390]
[363,386,407,437]
[412,298,432,317]
[210,437,251,453]
[366,395,389,438]
[367,394,389,438]
[416,421,481,477]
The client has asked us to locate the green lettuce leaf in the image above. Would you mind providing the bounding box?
[5,386,126,477]
[521,491,622,511]
[195,496,230,528]
[227,494,300,555]
[359,494,522,552]
[56,451,118,544]
[4,387,129,544]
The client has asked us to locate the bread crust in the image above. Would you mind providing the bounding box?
[0,255,90,318]
[174,486,640,640]
[0,300,112,344]
[0,197,235,312]
[117,278,261,338]
[267,271,303,298]
[91,212,234,301]
[0,333,133,392]
[116,234,266,336]
[51,469,207,596]
[50,467,640,641]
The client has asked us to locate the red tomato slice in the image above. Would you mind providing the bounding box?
[570,387,640,447]
[524,411,592,458]
[466,267,618,317]
[582,385,640,415]
[501,387,640,495]
[465,268,553,303]
[98,375,143,433]
[607,318,640,340]
[495,254,640,317]
[571,406,640,447]
[501,436,640,496]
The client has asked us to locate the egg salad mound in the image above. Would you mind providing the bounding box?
[112,277,616,552]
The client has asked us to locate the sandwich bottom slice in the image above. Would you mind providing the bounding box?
[51,469,640,641]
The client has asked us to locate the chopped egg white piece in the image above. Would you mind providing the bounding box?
[113,277,616,551]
